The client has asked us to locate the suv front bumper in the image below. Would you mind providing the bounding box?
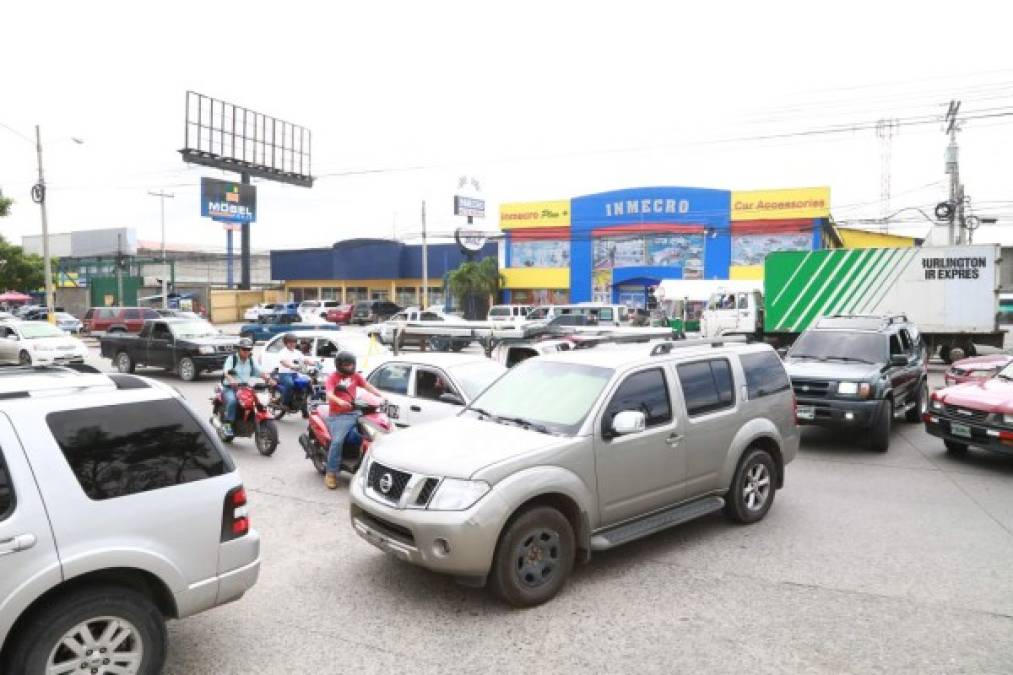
[191,354,229,371]
[349,476,508,581]
[796,396,883,429]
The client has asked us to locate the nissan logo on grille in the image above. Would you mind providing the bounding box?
[379,473,393,494]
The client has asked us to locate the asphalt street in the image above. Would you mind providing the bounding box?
[81,334,1013,674]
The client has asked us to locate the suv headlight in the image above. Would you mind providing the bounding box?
[427,478,490,511]
[358,455,371,486]
[199,345,216,354]
[837,382,872,398]
[1003,414,1013,426]
[931,397,943,410]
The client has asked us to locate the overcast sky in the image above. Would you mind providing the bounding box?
[3,0,1013,252]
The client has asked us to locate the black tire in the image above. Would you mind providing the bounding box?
[939,345,952,364]
[962,342,977,358]
[18,350,31,366]
[5,584,166,675]
[256,420,279,456]
[107,327,125,334]
[115,351,135,374]
[488,506,575,608]
[905,380,929,423]
[178,357,199,382]
[866,400,892,452]
[944,439,969,455]
[724,447,777,524]
[268,391,287,420]
[311,447,327,475]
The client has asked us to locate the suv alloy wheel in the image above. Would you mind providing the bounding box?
[725,447,777,524]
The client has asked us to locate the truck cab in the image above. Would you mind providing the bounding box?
[700,289,763,338]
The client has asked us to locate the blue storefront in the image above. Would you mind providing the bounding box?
[569,186,732,304]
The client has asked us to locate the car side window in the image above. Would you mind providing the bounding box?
[265,338,285,353]
[677,359,735,417]
[739,351,790,399]
[123,309,141,320]
[143,309,161,319]
[415,368,457,401]
[46,398,230,501]
[0,446,14,522]
[316,339,338,358]
[898,330,912,352]
[889,334,904,356]
[599,308,613,321]
[737,293,749,309]
[368,363,411,395]
[420,312,441,321]
[152,323,172,340]
[602,368,672,437]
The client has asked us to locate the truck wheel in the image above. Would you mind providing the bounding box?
[178,357,199,382]
[962,342,977,358]
[5,584,166,675]
[256,420,279,456]
[115,351,135,373]
[724,447,777,524]
[939,345,952,364]
[489,506,575,607]
[18,350,31,366]
[944,440,968,455]
[866,400,892,452]
[905,380,929,423]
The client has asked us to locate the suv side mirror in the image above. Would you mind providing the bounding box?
[611,410,646,436]
[890,354,907,366]
[438,392,465,406]
[776,347,788,359]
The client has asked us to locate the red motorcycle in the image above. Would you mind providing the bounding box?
[299,388,392,475]
[211,378,280,456]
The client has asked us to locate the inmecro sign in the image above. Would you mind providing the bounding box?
[499,199,571,229]
[731,187,830,221]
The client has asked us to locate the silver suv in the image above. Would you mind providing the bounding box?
[0,366,260,674]
[350,338,798,606]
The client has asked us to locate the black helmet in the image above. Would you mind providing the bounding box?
[236,338,254,350]
[282,333,297,345]
[335,350,356,373]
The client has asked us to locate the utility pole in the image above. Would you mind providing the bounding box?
[875,119,898,230]
[421,200,428,310]
[34,125,55,323]
[148,189,175,308]
[944,100,964,245]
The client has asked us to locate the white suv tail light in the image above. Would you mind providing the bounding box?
[221,485,249,542]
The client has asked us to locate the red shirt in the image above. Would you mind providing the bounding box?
[326,371,367,415]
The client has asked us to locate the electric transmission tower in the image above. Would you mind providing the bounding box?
[875,118,899,230]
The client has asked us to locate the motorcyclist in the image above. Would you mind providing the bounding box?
[323,350,382,490]
[276,333,308,409]
[221,338,269,436]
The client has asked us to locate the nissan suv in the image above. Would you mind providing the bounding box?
[783,314,928,452]
[350,337,798,606]
[0,366,260,674]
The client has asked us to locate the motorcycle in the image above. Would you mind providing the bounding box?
[268,362,321,420]
[299,387,392,476]
[210,374,280,456]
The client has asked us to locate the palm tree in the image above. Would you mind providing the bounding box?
[447,257,503,319]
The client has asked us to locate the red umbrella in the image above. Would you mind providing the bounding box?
[0,291,32,302]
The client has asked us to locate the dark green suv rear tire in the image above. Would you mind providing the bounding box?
[489,506,575,607]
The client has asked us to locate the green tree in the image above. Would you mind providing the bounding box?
[0,235,48,291]
[0,193,12,218]
[447,256,503,319]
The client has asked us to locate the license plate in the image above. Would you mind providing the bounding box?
[796,405,815,421]
[950,422,972,439]
[385,404,400,419]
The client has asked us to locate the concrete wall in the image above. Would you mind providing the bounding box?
[54,287,90,317]
[209,288,285,324]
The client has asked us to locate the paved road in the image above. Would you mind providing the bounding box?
[83,343,1013,674]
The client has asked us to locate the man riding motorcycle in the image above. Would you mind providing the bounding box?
[324,350,383,490]
[221,338,271,436]
[276,333,317,411]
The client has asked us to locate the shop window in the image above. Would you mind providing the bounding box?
[427,288,445,309]
[370,290,390,301]
[396,287,418,307]
[320,287,341,301]
[509,240,570,268]
[345,287,368,303]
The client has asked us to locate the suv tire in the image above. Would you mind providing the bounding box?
[18,350,31,366]
[5,584,167,675]
[905,380,929,423]
[866,400,892,452]
[944,439,969,455]
[116,351,135,374]
[178,357,199,382]
[489,506,575,607]
[724,447,777,524]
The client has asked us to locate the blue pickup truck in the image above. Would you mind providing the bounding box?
[239,311,340,343]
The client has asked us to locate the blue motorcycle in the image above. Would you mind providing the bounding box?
[267,364,323,420]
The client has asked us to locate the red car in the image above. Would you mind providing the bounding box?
[325,304,353,324]
[944,352,1013,386]
[82,306,162,334]
[924,368,1013,456]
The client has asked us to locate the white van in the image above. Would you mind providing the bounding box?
[487,305,533,325]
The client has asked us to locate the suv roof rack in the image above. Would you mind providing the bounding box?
[815,314,908,329]
[649,335,748,356]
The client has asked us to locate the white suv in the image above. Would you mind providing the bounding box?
[0,366,260,674]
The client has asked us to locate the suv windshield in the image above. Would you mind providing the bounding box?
[789,331,886,364]
[170,321,218,339]
[468,360,613,435]
[489,307,510,317]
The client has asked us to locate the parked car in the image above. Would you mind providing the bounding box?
[365,353,506,427]
[352,301,402,325]
[244,303,281,322]
[101,318,238,381]
[491,337,576,368]
[22,306,65,322]
[370,308,471,351]
[13,304,41,319]
[239,312,340,343]
[297,300,341,322]
[0,366,260,673]
[350,338,798,606]
[259,330,390,375]
[783,314,928,452]
[0,311,13,322]
[82,306,162,334]
[0,321,89,366]
[23,310,82,334]
[925,359,1013,457]
[487,304,533,325]
[325,304,354,324]
[944,350,1013,386]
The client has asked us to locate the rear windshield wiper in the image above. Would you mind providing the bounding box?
[468,406,498,420]
[496,415,552,434]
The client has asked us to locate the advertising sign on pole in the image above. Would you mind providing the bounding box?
[200,177,257,224]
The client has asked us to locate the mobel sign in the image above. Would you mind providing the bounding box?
[201,177,257,224]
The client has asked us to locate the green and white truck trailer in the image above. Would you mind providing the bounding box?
[700,244,1003,362]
